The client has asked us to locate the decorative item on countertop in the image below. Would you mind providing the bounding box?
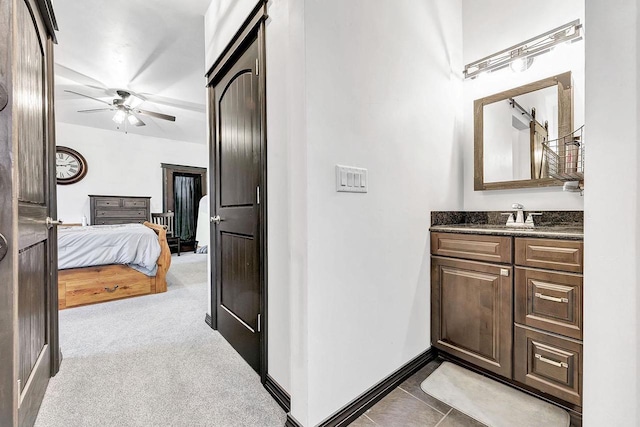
[542,125,584,194]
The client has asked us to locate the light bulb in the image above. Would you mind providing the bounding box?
[112,110,126,124]
[510,56,533,72]
[128,114,142,126]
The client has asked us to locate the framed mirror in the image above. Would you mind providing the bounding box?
[474,72,573,190]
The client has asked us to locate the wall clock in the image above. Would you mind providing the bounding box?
[56,146,88,185]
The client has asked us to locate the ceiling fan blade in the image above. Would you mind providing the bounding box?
[135,109,176,122]
[64,90,112,106]
[77,108,113,113]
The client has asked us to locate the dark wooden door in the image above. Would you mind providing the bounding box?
[211,37,262,372]
[0,1,58,426]
[431,256,513,377]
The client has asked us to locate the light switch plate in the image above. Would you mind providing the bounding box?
[336,165,367,193]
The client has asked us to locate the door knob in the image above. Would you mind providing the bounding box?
[210,215,223,224]
[0,233,7,262]
[0,83,7,112]
[45,217,63,229]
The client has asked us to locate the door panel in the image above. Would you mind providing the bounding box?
[16,0,45,205]
[220,233,259,330]
[212,36,262,373]
[220,72,257,208]
[18,244,46,393]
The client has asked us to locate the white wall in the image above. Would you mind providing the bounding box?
[204,0,259,69]
[56,122,208,223]
[461,0,585,211]
[205,1,464,424]
[302,1,463,424]
[583,0,639,425]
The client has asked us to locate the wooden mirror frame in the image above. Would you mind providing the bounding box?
[474,71,573,191]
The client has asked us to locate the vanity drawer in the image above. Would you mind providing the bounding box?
[515,268,582,339]
[514,325,582,405]
[431,232,512,263]
[515,238,583,273]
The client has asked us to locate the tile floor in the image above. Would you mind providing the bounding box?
[351,359,487,427]
[351,358,579,427]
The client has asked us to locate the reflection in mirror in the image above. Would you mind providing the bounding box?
[474,72,573,191]
[483,85,557,182]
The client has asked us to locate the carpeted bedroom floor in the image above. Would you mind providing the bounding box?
[35,253,286,427]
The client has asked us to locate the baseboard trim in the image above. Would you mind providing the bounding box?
[204,313,213,329]
[264,374,291,412]
[316,347,437,427]
[285,414,303,427]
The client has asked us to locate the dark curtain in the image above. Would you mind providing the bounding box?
[174,174,202,241]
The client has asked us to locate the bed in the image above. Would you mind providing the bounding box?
[57,221,172,309]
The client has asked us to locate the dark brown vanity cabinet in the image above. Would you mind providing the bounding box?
[431,232,584,408]
[514,238,584,406]
[431,233,513,378]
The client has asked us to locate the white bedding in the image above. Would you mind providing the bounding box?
[58,224,161,276]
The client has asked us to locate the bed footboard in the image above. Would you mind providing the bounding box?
[57,222,172,309]
[143,221,172,293]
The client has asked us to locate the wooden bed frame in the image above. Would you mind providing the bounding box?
[58,221,172,309]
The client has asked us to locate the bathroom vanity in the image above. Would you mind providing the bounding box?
[430,211,584,417]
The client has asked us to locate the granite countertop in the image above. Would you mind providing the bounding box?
[429,223,584,240]
[430,211,584,240]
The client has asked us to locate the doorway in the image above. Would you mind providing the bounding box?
[207,17,267,378]
[161,164,207,252]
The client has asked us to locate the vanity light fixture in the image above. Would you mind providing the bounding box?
[463,19,582,80]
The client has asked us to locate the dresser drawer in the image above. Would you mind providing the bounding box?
[61,265,152,308]
[94,219,145,225]
[515,238,583,273]
[514,325,582,405]
[123,198,148,208]
[95,209,147,218]
[431,232,512,263]
[515,268,582,339]
[94,197,122,208]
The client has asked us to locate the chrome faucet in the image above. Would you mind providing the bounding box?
[502,203,542,228]
[512,203,525,225]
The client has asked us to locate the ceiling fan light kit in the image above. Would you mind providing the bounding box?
[65,89,176,128]
[112,109,126,124]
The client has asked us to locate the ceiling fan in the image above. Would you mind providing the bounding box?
[65,89,176,127]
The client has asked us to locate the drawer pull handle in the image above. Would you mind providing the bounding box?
[104,285,119,293]
[535,353,568,368]
[535,292,568,303]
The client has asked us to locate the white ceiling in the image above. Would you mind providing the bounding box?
[52,0,211,144]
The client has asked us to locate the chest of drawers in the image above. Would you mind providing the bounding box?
[89,195,151,225]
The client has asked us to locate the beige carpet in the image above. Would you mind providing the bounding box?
[35,253,286,427]
[420,362,569,427]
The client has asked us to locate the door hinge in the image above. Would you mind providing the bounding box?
[255,58,259,76]
[257,314,261,332]
[256,186,260,205]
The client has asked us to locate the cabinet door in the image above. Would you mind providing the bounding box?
[432,256,513,377]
